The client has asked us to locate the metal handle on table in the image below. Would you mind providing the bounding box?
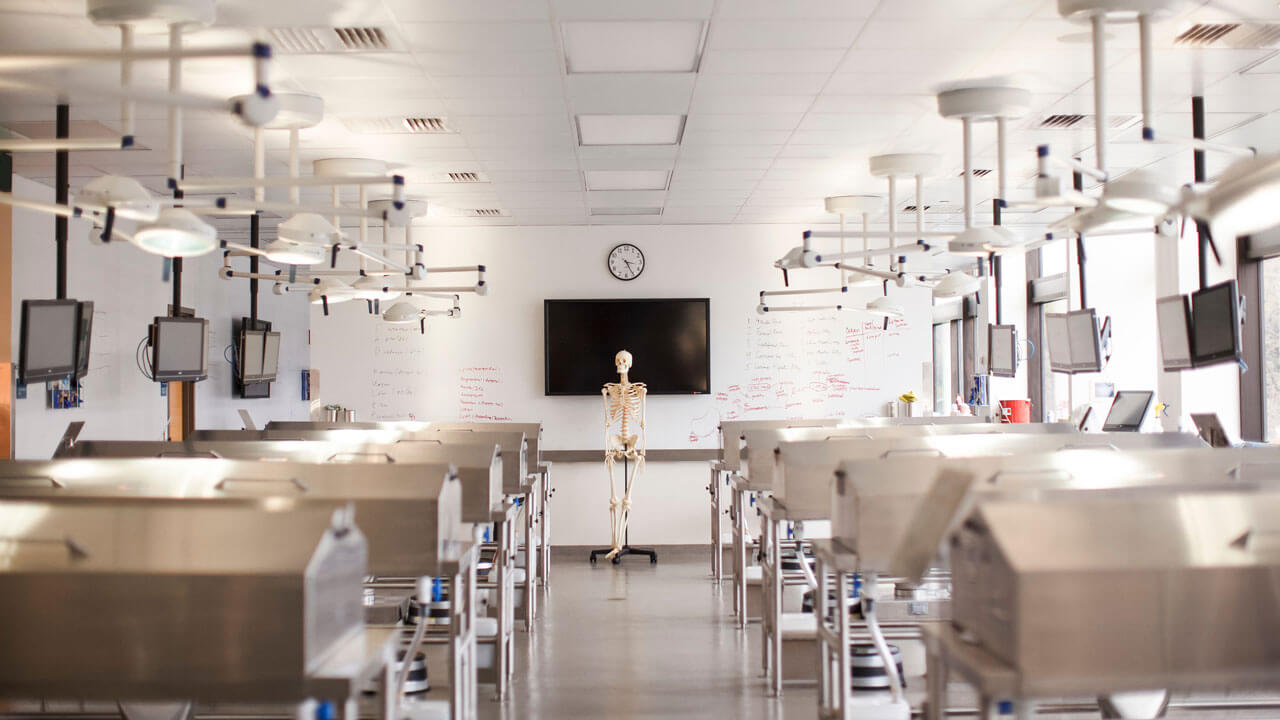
[829,434,873,441]
[1056,443,1118,452]
[326,452,395,464]
[0,535,88,558]
[0,476,63,489]
[986,469,1072,485]
[157,450,222,458]
[214,477,309,492]
[880,448,945,459]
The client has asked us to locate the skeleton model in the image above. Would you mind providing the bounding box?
[602,350,647,560]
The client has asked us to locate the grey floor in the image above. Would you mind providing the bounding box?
[473,548,1280,720]
[480,546,813,720]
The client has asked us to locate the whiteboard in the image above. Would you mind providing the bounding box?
[309,224,934,451]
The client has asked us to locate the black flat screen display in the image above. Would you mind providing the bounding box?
[544,299,710,395]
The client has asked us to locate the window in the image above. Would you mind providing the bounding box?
[1041,298,1071,422]
[1263,258,1280,440]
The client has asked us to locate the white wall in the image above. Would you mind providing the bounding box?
[10,175,311,459]
[311,223,934,545]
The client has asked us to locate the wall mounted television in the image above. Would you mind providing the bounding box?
[544,298,711,396]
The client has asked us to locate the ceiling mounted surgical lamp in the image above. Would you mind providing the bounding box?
[77,175,160,222]
[132,207,217,257]
[932,270,982,299]
[1185,152,1280,238]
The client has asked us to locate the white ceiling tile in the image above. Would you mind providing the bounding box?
[673,154,777,170]
[660,207,743,223]
[275,53,420,79]
[666,189,752,207]
[688,95,815,114]
[589,215,664,225]
[874,0,1043,20]
[442,96,568,115]
[700,49,845,74]
[694,73,830,96]
[414,51,562,76]
[400,22,555,54]
[553,0,714,21]
[567,73,697,115]
[682,129,794,146]
[669,169,765,189]
[385,0,549,22]
[430,75,565,99]
[498,191,586,209]
[563,21,705,73]
[854,19,1022,50]
[684,114,805,132]
[584,170,671,191]
[836,47,980,77]
[709,20,864,50]
[717,0,878,20]
[447,116,572,135]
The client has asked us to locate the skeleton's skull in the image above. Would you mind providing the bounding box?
[615,350,633,374]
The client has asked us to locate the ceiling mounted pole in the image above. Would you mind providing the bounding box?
[168,23,183,317]
[1193,95,1210,291]
[1138,13,1154,138]
[887,174,897,272]
[54,103,68,300]
[1091,13,1108,174]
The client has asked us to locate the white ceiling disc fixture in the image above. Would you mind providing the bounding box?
[865,295,905,319]
[277,213,341,245]
[869,154,941,178]
[264,239,327,266]
[309,277,355,305]
[825,195,883,215]
[1189,152,1280,238]
[132,208,217,258]
[936,85,1033,121]
[1057,0,1182,22]
[352,275,403,302]
[86,0,215,29]
[932,271,983,299]
[313,158,390,179]
[382,300,423,324]
[948,226,1020,256]
[234,92,323,131]
[77,175,160,222]
[1101,169,1181,217]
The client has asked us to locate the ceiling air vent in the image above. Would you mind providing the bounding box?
[958,169,993,178]
[335,27,389,51]
[1174,23,1239,47]
[1039,114,1085,129]
[903,205,930,212]
[469,209,506,217]
[1035,114,1140,131]
[448,172,484,183]
[268,26,400,54]
[342,117,452,134]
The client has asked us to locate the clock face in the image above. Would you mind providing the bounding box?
[608,243,645,281]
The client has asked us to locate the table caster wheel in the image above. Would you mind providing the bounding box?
[611,556,621,565]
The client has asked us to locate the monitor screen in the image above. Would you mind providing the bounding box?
[152,317,208,382]
[262,331,281,381]
[75,301,94,379]
[1044,312,1072,374]
[1102,390,1154,432]
[19,299,81,384]
[1190,280,1241,367]
[1155,295,1193,371]
[544,298,710,395]
[1066,308,1101,372]
[240,329,265,381]
[988,324,1017,378]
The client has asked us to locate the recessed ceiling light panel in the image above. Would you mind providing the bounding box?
[584,170,671,191]
[563,21,706,74]
[577,114,686,146]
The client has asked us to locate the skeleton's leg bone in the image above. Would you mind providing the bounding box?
[610,453,645,556]
[605,453,622,558]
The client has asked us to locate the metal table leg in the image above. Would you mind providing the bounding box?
[710,463,722,581]
[925,640,947,720]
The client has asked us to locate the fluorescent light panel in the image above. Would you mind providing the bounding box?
[563,21,705,74]
[584,170,671,191]
[578,114,686,146]
[590,206,664,216]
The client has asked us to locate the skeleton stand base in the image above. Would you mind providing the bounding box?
[589,457,657,565]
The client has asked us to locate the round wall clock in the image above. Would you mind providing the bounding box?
[608,243,645,281]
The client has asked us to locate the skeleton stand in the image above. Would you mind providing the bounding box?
[589,455,657,565]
